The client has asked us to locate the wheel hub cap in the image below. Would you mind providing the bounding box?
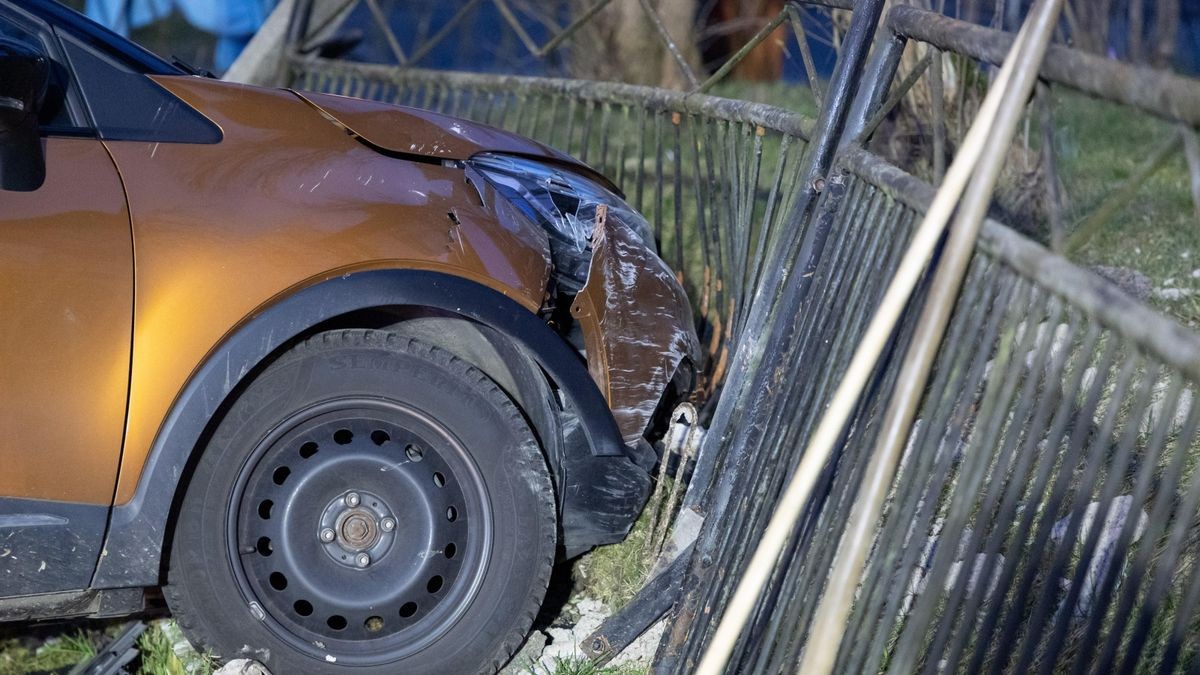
[318,490,394,567]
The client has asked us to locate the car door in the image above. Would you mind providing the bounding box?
[0,3,132,595]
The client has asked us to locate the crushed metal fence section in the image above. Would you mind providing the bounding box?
[842,151,1200,674]
[289,60,816,394]
[281,1,1200,672]
[660,4,1200,669]
[663,145,1200,673]
[822,149,1200,673]
[658,158,925,670]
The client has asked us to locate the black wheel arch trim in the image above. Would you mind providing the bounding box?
[91,268,649,589]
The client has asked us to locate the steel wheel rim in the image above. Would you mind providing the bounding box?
[225,397,492,666]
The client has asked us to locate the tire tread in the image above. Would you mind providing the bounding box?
[165,329,556,674]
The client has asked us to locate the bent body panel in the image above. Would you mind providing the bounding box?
[294,90,575,164]
[572,209,701,444]
[108,76,555,505]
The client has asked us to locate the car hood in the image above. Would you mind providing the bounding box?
[291,90,606,179]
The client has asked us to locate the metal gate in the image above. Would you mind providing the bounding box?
[278,1,1200,670]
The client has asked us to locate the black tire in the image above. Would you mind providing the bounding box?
[165,329,556,674]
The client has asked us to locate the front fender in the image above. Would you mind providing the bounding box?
[91,269,649,588]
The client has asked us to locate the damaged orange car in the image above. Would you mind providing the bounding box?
[0,1,699,671]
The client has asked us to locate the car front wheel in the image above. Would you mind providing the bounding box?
[165,329,556,673]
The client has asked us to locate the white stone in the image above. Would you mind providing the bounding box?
[946,553,1005,598]
[1023,322,1071,370]
[1154,287,1194,301]
[536,598,610,669]
[1140,381,1194,436]
[1049,496,1148,618]
[610,618,667,669]
[215,659,271,675]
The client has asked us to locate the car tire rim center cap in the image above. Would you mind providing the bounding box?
[319,489,395,567]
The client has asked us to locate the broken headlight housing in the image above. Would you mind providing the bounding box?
[468,153,655,294]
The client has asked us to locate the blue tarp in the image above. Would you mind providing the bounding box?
[85,0,273,69]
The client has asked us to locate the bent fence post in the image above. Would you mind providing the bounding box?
[795,1,1064,672]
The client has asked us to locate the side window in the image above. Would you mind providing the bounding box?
[59,33,221,144]
[0,9,81,132]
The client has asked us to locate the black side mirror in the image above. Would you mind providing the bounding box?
[0,38,49,191]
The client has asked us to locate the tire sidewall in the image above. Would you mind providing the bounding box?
[169,333,555,674]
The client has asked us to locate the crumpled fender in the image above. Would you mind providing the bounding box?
[571,207,702,445]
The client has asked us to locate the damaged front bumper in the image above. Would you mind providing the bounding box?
[572,205,701,447]
[558,205,701,555]
[464,153,700,553]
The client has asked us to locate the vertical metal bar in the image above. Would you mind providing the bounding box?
[747,134,793,305]
[615,104,632,189]
[841,32,907,151]
[598,102,613,175]
[562,96,579,152]
[579,99,596,163]
[672,112,685,278]
[689,113,715,344]
[930,48,947,183]
[1037,82,1065,253]
[739,125,765,296]
[634,104,647,214]
[653,110,665,241]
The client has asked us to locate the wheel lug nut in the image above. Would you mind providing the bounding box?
[320,528,336,542]
[381,517,396,532]
[345,492,360,508]
[355,552,371,568]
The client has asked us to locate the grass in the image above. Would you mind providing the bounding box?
[0,630,95,675]
[0,620,213,675]
[1049,90,1200,327]
[525,656,648,675]
[135,621,214,675]
[572,487,659,611]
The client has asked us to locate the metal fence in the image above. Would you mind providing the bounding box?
[659,6,1200,673]
[280,1,1200,671]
